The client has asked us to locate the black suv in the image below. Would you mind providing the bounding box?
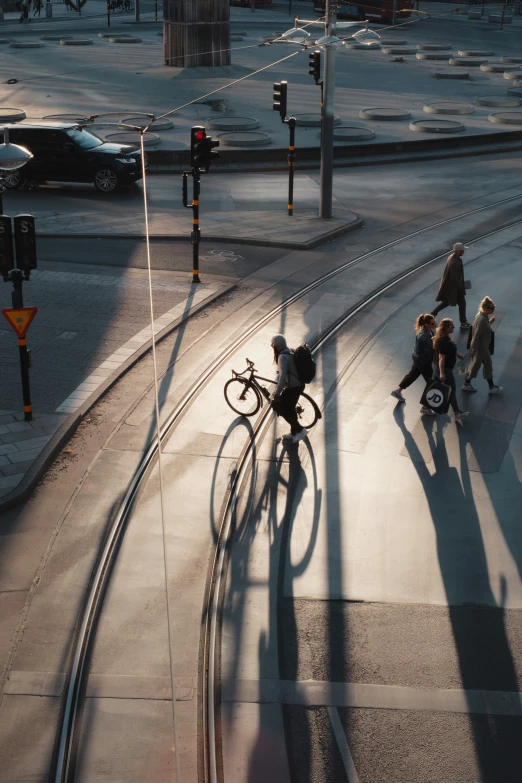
[0,122,147,193]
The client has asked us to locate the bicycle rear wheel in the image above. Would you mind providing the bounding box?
[224,377,262,417]
[296,391,321,429]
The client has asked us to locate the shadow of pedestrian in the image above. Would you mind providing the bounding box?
[394,406,522,782]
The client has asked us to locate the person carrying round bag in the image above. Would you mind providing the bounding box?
[433,318,469,424]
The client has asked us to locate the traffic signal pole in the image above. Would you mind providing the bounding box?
[191,171,201,284]
[319,0,337,219]
[184,127,219,283]
[287,118,296,216]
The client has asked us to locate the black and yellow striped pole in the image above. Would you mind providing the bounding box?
[191,171,201,284]
[287,117,296,216]
[18,336,32,421]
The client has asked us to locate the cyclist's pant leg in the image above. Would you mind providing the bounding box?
[280,386,303,435]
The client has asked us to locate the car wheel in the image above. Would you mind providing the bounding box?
[1,169,26,190]
[94,168,119,193]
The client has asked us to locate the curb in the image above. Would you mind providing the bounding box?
[144,128,522,170]
[0,281,237,511]
[36,215,363,249]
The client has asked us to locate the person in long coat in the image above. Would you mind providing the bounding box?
[462,296,503,394]
[432,242,471,328]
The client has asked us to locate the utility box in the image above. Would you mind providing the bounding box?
[46,1,52,16]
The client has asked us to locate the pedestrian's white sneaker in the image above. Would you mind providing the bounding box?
[282,433,294,441]
[391,390,406,402]
[462,383,477,393]
[420,406,436,417]
[488,386,503,395]
[293,429,309,444]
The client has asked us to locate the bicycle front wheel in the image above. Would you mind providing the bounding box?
[296,391,321,429]
[224,377,262,417]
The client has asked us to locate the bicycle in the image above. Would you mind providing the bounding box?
[224,358,322,430]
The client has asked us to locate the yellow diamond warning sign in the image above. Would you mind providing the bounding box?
[2,307,37,338]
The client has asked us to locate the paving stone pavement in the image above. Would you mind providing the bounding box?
[0,411,67,497]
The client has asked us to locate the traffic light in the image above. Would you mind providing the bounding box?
[14,214,37,276]
[309,50,321,84]
[190,126,220,173]
[273,81,288,121]
[0,215,15,281]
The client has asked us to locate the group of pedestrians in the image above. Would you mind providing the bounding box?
[17,0,43,19]
[391,242,502,424]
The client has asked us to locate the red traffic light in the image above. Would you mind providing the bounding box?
[195,130,206,141]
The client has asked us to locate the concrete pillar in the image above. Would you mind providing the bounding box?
[163,0,230,68]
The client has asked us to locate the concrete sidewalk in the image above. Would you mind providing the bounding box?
[7,172,361,248]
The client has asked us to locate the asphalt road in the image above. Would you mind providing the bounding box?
[37,237,286,276]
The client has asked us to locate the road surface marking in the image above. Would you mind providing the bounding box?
[328,706,360,783]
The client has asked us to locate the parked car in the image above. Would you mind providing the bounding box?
[0,122,147,193]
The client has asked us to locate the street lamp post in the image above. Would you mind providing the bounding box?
[280,20,379,219]
[319,0,337,219]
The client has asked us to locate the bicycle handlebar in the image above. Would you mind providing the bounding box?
[246,358,255,368]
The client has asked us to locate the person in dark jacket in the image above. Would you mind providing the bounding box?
[391,313,436,416]
[432,242,471,328]
[433,318,469,424]
[271,334,308,444]
[462,296,503,394]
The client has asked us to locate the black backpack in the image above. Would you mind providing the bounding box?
[293,343,316,384]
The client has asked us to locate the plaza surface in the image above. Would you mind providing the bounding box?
[1,3,522,780]
[1,1,522,157]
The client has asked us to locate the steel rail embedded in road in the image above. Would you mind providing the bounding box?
[52,195,522,783]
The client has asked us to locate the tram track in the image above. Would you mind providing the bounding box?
[50,197,522,782]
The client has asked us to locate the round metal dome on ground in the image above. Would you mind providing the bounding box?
[0,108,27,122]
[423,102,474,115]
[109,37,142,43]
[104,131,160,146]
[417,52,452,60]
[417,43,451,51]
[488,112,522,125]
[381,46,417,55]
[410,119,465,133]
[43,113,91,122]
[359,108,411,120]
[294,114,341,126]
[217,132,271,147]
[10,41,44,48]
[204,117,259,131]
[458,49,494,57]
[449,56,487,66]
[475,96,520,107]
[430,70,470,80]
[121,117,174,130]
[332,126,376,141]
[60,39,93,46]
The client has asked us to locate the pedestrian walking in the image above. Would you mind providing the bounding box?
[432,242,472,328]
[271,334,308,444]
[462,296,503,395]
[391,313,437,416]
[33,0,42,15]
[433,318,469,424]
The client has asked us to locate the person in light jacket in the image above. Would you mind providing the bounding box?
[271,334,308,444]
[432,242,471,328]
[391,313,436,416]
[462,296,503,394]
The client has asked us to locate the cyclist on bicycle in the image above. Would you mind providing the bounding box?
[271,334,308,444]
